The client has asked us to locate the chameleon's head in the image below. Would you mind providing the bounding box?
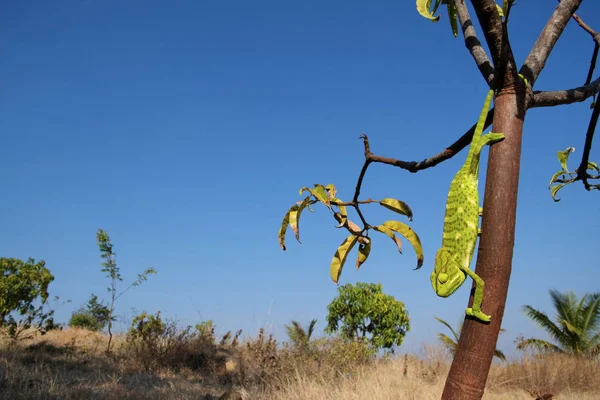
[431,247,466,298]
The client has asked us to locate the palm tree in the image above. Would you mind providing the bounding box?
[435,317,506,361]
[284,318,317,353]
[518,289,600,357]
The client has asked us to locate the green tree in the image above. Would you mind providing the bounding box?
[95,229,156,353]
[435,317,506,361]
[284,318,317,352]
[68,294,110,331]
[517,289,600,357]
[325,282,410,352]
[0,257,56,337]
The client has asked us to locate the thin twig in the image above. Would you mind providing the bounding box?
[576,96,600,189]
[361,109,495,173]
[585,44,599,86]
[350,134,373,230]
[331,199,379,207]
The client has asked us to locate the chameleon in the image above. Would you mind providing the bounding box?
[431,89,504,323]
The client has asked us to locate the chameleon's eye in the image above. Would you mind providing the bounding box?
[438,272,449,284]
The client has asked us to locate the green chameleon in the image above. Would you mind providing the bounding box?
[431,89,504,323]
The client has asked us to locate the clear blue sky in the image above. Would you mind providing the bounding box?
[2,1,599,358]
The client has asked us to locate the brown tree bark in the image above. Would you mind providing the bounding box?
[441,84,527,399]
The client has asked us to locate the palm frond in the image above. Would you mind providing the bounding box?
[549,289,578,327]
[438,332,458,355]
[435,316,460,342]
[307,318,317,340]
[522,305,569,346]
[493,349,506,361]
[516,337,565,354]
[581,293,600,335]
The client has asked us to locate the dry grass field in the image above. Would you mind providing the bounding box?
[0,327,598,400]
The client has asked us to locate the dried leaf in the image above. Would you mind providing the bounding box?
[325,184,337,199]
[557,147,575,171]
[496,3,504,17]
[330,235,359,284]
[416,0,441,21]
[372,225,403,254]
[551,182,569,202]
[331,197,348,226]
[333,213,362,235]
[380,198,413,221]
[382,220,424,270]
[356,239,372,270]
[278,204,299,251]
[299,184,332,211]
[290,196,311,243]
[548,170,566,187]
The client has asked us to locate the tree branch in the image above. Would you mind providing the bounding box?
[454,0,495,85]
[576,96,600,190]
[530,76,600,108]
[361,109,494,173]
[469,0,505,69]
[520,0,583,86]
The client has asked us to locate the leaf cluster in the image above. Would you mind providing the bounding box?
[548,147,600,201]
[278,183,423,284]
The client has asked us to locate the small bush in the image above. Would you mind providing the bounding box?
[125,311,193,371]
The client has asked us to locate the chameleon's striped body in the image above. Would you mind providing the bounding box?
[431,89,504,323]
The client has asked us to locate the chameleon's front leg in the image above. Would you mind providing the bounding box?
[461,266,491,322]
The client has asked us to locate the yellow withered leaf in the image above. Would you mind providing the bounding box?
[372,225,403,254]
[356,238,371,270]
[557,147,575,171]
[416,0,441,21]
[380,198,413,221]
[496,3,504,17]
[550,182,569,202]
[382,221,424,270]
[299,184,332,211]
[278,204,299,251]
[290,196,311,243]
[331,197,348,226]
[325,183,337,199]
[330,235,359,284]
[333,212,362,235]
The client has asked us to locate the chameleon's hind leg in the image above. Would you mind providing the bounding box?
[461,267,491,322]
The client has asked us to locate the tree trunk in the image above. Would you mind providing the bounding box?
[441,85,527,399]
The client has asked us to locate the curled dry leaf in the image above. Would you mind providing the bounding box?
[325,183,337,199]
[278,204,300,251]
[372,225,403,254]
[331,198,348,226]
[416,0,441,22]
[380,198,413,221]
[382,220,424,270]
[356,239,371,270]
[333,212,362,235]
[557,147,575,171]
[299,184,332,211]
[290,196,311,243]
[330,235,359,284]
